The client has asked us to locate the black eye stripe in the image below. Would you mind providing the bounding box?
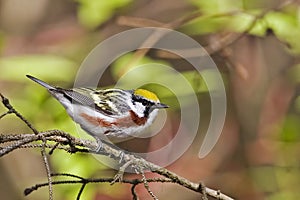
[132,94,156,108]
[142,99,148,106]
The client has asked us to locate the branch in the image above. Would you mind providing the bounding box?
[24,173,173,199]
[0,130,234,200]
[0,93,234,200]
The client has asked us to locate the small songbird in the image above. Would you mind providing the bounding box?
[26,75,168,143]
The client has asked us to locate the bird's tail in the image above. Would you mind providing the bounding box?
[26,75,55,90]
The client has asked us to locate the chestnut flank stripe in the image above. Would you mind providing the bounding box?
[80,113,116,128]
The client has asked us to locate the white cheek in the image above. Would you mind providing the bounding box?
[131,102,145,117]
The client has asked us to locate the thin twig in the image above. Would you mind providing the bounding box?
[0,93,39,134]
[24,175,173,196]
[76,183,86,200]
[140,170,158,200]
[131,183,139,200]
[49,142,60,155]
[0,110,11,119]
[111,160,135,184]
[41,138,53,200]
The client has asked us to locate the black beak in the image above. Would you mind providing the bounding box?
[154,103,169,109]
[26,75,55,90]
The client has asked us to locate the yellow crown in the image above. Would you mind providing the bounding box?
[134,89,159,102]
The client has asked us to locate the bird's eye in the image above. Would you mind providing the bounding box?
[142,100,148,106]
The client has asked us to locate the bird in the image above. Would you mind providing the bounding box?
[26,75,168,144]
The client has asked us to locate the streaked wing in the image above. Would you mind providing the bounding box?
[92,88,132,116]
[70,88,131,117]
[57,88,95,106]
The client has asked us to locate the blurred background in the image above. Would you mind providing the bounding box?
[1,0,300,199]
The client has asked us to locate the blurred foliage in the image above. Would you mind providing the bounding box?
[280,114,300,142]
[76,0,132,29]
[0,55,77,81]
[185,1,300,53]
[266,9,300,54]
[0,0,300,200]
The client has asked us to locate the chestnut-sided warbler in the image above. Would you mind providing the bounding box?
[26,75,168,143]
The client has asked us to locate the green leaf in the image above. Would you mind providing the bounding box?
[76,0,131,29]
[190,0,243,15]
[280,114,300,142]
[266,11,298,37]
[265,11,300,54]
[228,11,268,36]
[185,0,246,35]
[181,16,230,35]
